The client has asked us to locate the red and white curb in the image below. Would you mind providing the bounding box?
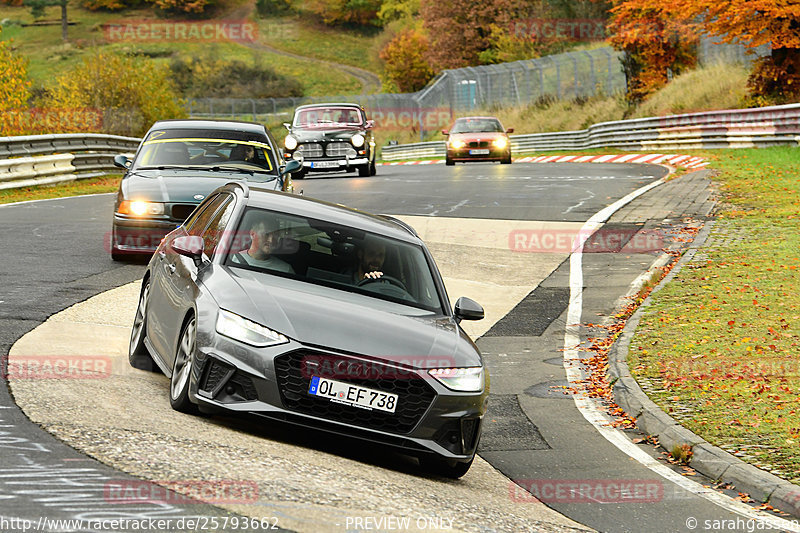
[380,153,708,169]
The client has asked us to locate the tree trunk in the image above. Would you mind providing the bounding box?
[61,1,68,42]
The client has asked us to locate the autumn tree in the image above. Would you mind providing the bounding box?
[607,1,697,102]
[22,0,69,41]
[46,52,186,136]
[0,27,30,113]
[673,0,800,103]
[421,0,531,70]
[379,28,434,92]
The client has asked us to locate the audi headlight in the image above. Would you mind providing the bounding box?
[351,133,365,148]
[450,139,466,149]
[117,200,165,216]
[428,367,484,392]
[216,309,289,347]
[493,137,508,149]
[284,135,298,150]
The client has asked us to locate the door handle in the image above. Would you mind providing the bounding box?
[167,264,176,274]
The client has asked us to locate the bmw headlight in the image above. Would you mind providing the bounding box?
[216,309,289,347]
[493,137,508,149]
[428,367,484,392]
[351,133,365,148]
[284,135,298,150]
[450,139,466,149]
[117,200,165,216]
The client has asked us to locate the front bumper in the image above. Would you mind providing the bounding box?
[447,148,510,162]
[189,336,487,461]
[291,157,370,172]
[112,215,180,254]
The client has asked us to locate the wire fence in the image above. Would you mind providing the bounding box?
[188,41,771,141]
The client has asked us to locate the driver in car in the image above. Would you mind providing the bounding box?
[347,236,386,283]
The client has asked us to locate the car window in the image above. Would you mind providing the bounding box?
[293,107,363,127]
[184,194,226,236]
[202,197,236,258]
[225,207,444,314]
[133,139,276,173]
[451,118,503,134]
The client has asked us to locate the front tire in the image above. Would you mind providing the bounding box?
[358,163,371,177]
[170,317,198,413]
[369,159,377,176]
[445,156,454,166]
[129,281,156,371]
[420,455,474,479]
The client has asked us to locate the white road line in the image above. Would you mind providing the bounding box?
[564,180,800,531]
[0,192,114,209]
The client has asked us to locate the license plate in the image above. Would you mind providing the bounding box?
[308,376,398,413]
[469,149,490,155]
[310,161,339,169]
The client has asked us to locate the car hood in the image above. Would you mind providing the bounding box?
[122,168,280,204]
[449,131,507,141]
[289,128,364,143]
[210,267,481,368]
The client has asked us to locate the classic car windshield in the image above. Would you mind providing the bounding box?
[450,118,504,134]
[224,207,444,314]
[133,139,275,173]
[293,107,363,127]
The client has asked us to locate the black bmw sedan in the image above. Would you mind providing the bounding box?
[111,119,300,260]
[129,182,488,477]
[282,103,377,178]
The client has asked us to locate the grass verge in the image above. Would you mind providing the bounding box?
[0,175,121,205]
[628,146,800,482]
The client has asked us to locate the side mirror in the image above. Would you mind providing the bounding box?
[281,159,302,176]
[172,235,204,267]
[114,154,130,169]
[365,120,375,129]
[506,128,514,134]
[454,296,484,321]
[441,130,449,136]
[283,122,291,131]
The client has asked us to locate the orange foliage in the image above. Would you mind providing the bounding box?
[379,28,434,92]
[0,27,31,114]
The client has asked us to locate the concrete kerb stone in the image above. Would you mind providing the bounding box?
[609,199,800,513]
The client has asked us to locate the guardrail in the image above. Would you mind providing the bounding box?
[0,134,140,191]
[381,103,800,161]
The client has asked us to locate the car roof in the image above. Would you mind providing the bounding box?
[148,119,269,134]
[454,116,501,121]
[240,185,420,243]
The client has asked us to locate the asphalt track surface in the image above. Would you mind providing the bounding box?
[0,162,777,532]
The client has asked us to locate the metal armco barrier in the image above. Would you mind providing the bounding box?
[381,103,800,161]
[0,133,140,191]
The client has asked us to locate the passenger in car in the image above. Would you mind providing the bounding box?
[232,218,295,274]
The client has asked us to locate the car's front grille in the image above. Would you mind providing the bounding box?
[171,204,198,221]
[468,141,489,148]
[274,351,436,435]
[297,143,324,158]
[326,142,356,158]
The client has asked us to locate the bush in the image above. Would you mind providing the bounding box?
[379,28,434,92]
[45,52,186,136]
[147,0,213,15]
[256,0,292,17]
[307,0,383,27]
[169,56,304,99]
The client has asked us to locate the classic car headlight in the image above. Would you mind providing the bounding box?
[493,137,508,149]
[216,309,289,347]
[117,200,165,216]
[351,133,365,148]
[450,139,466,149]
[428,367,484,392]
[284,135,298,150]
